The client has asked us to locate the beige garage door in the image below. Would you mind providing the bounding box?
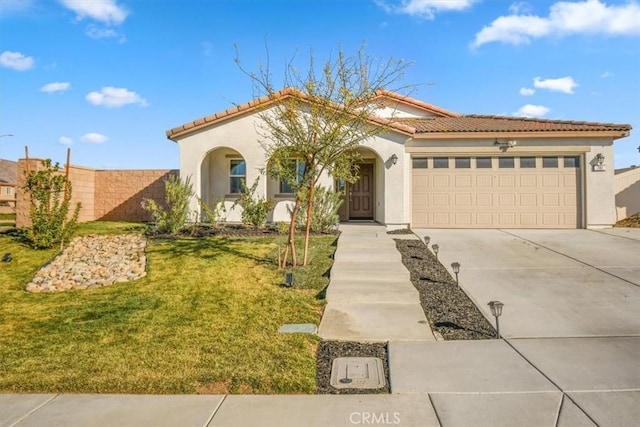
[412,156,581,228]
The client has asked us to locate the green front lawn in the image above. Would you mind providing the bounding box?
[0,222,335,394]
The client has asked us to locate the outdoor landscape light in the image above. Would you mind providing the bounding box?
[451,262,460,286]
[423,236,430,246]
[284,272,295,288]
[390,154,398,165]
[432,244,439,261]
[2,253,11,263]
[488,300,504,338]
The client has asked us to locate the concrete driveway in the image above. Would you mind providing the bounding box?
[412,228,640,338]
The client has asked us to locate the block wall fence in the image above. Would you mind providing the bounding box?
[16,158,177,228]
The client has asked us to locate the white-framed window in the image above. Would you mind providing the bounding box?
[280,159,305,194]
[229,159,246,194]
[5,187,13,196]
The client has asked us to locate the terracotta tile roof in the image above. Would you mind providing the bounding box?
[167,88,434,140]
[395,115,632,135]
[372,90,460,118]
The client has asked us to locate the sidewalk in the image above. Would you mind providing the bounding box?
[317,224,435,342]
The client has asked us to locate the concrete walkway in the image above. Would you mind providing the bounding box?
[317,224,434,342]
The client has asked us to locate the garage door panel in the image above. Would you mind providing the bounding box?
[499,175,516,187]
[455,193,472,206]
[498,193,516,207]
[476,176,492,187]
[520,193,537,206]
[412,156,580,229]
[433,176,450,187]
[455,175,472,187]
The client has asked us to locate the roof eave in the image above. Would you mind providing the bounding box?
[412,130,631,140]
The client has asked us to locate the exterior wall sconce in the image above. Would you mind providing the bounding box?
[432,244,439,261]
[593,153,606,172]
[390,154,398,165]
[488,300,504,338]
[451,262,460,286]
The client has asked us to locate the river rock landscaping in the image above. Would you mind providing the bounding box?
[25,234,147,293]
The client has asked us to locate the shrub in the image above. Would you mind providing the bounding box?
[239,178,273,228]
[142,175,193,234]
[23,159,81,249]
[198,196,228,227]
[297,186,342,233]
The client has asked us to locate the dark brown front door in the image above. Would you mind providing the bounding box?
[349,163,374,219]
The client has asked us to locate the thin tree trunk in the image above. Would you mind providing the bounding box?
[286,198,301,267]
[302,180,316,266]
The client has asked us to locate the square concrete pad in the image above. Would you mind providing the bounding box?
[429,392,562,427]
[567,391,640,427]
[509,337,640,391]
[318,303,435,342]
[209,394,440,427]
[0,394,56,427]
[12,394,224,427]
[388,340,556,393]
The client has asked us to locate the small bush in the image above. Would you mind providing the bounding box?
[297,186,342,233]
[23,159,81,249]
[142,175,193,234]
[239,178,273,228]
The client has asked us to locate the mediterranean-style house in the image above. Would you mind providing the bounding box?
[166,89,632,230]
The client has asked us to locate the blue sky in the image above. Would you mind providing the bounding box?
[1,0,639,169]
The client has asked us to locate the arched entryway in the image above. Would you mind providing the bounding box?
[199,147,246,222]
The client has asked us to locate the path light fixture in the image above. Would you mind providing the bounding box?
[451,262,460,286]
[284,272,295,288]
[488,301,504,338]
[432,244,439,261]
[423,236,430,246]
[389,154,398,166]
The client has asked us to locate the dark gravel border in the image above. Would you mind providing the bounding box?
[395,238,495,340]
[316,341,390,394]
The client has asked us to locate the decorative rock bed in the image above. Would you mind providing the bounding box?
[26,234,147,293]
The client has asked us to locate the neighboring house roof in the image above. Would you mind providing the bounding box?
[0,159,17,184]
[167,89,632,141]
[615,165,639,175]
[396,115,632,139]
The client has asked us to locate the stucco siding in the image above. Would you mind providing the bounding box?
[615,166,640,220]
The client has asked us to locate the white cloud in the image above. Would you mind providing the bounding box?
[41,82,70,93]
[81,133,108,144]
[59,136,73,145]
[472,0,640,48]
[519,87,535,96]
[515,104,550,117]
[86,86,148,108]
[377,0,478,19]
[86,25,126,42]
[509,1,533,15]
[0,51,35,71]
[60,0,128,25]
[601,71,612,78]
[533,76,578,94]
